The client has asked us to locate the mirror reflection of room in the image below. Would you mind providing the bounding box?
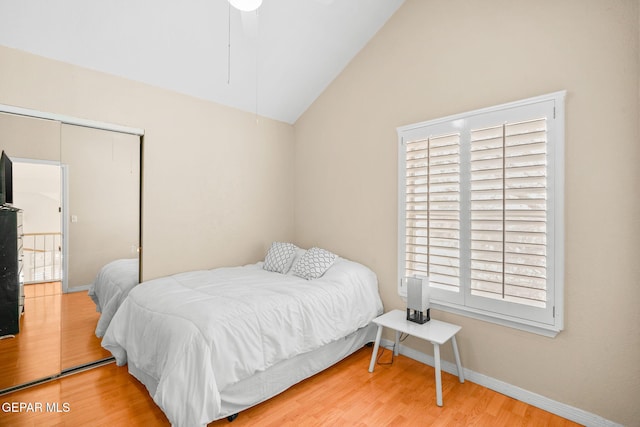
[0,111,141,392]
[0,113,63,391]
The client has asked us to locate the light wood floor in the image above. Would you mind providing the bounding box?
[60,291,112,369]
[0,283,62,389]
[0,283,111,390]
[0,346,581,426]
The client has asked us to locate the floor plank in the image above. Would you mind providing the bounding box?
[0,347,583,426]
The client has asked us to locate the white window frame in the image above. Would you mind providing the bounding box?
[397,91,565,337]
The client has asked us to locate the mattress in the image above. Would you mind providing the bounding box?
[88,258,139,337]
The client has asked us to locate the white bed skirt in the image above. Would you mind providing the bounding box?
[127,323,378,422]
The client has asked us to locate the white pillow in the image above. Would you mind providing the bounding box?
[263,242,298,274]
[292,247,337,280]
[286,248,307,275]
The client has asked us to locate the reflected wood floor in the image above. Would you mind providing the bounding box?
[60,291,112,369]
[0,283,111,390]
[0,283,62,389]
[0,347,581,426]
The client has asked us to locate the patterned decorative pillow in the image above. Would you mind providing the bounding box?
[292,247,337,280]
[263,242,298,274]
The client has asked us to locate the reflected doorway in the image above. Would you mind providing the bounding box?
[13,161,62,285]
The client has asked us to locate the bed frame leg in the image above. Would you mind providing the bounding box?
[227,413,239,422]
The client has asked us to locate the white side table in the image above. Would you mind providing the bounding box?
[368,309,464,406]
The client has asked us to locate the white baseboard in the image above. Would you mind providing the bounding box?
[379,339,621,427]
[64,284,91,293]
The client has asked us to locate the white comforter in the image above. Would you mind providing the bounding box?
[88,258,139,337]
[101,258,382,427]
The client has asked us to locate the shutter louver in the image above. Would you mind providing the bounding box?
[470,118,548,308]
[405,133,461,292]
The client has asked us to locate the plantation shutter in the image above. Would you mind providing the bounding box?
[398,91,564,334]
[469,118,548,308]
[404,133,461,293]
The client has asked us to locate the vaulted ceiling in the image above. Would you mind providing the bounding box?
[0,0,405,124]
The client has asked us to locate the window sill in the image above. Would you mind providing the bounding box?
[429,301,562,338]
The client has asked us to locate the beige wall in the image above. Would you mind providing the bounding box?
[294,0,640,425]
[0,45,296,280]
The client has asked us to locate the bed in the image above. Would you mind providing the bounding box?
[88,258,139,337]
[101,244,383,427]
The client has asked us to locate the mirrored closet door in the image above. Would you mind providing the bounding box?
[0,112,62,391]
[0,108,142,392]
[60,124,140,371]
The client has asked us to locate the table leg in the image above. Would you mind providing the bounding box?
[451,335,464,383]
[368,324,383,373]
[394,330,400,356]
[434,343,443,406]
